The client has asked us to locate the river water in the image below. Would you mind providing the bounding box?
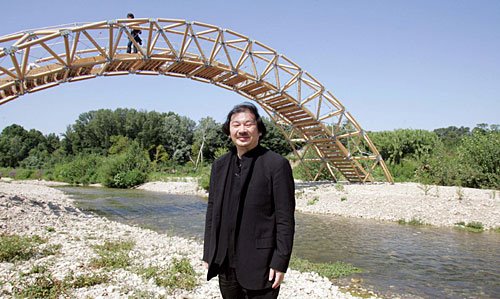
[59,186,500,299]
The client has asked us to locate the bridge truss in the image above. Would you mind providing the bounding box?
[0,18,393,183]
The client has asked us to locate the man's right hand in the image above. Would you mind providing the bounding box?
[203,261,209,269]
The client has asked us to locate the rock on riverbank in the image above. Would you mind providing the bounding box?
[294,182,500,229]
[0,181,365,298]
[136,178,208,197]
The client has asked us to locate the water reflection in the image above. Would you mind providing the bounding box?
[61,186,500,298]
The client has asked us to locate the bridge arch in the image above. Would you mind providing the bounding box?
[0,18,393,183]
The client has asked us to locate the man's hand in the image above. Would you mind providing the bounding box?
[203,261,209,270]
[268,268,285,289]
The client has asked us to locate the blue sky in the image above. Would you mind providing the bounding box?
[0,0,499,135]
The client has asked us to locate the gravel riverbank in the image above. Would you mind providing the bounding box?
[0,180,368,298]
[294,181,499,229]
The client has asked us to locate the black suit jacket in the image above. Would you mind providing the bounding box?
[203,146,295,290]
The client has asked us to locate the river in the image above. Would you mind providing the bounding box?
[59,186,500,299]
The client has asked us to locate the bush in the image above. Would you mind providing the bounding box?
[455,130,499,189]
[13,168,34,180]
[99,141,150,188]
[370,129,443,164]
[387,159,420,182]
[292,149,334,181]
[52,154,103,185]
[109,168,146,189]
[198,165,211,191]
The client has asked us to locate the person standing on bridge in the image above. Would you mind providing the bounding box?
[126,13,142,53]
[203,102,296,298]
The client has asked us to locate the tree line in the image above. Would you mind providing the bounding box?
[0,108,498,190]
[0,108,291,188]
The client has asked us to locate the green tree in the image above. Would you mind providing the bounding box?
[0,125,47,167]
[433,126,470,148]
[260,118,292,156]
[162,113,195,163]
[191,117,225,167]
[150,144,169,171]
[370,129,442,165]
[456,128,499,188]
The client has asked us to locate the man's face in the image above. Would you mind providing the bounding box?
[229,110,260,153]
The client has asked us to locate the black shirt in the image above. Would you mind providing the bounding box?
[214,147,255,268]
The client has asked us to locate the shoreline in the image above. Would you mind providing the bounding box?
[0,180,369,298]
[136,179,500,230]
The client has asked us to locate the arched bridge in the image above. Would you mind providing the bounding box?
[0,18,393,183]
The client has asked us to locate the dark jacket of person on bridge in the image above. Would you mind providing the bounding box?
[126,13,142,54]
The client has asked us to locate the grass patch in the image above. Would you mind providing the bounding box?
[340,196,347,202]
[307,196,319,206]
[0,234,47,262]
[15,270,109,298]
[67,272,110,288]
[397,218,425,226]
[334,183,345,192]
[41,244,62,256]
[15,274,67,299]
[137,257,198,291]
[90,240,135,269]
[455,221,484,232]
[289,256,362,279]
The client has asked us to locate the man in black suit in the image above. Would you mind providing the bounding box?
[203,102,295,298]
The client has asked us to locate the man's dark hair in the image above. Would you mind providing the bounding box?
[127,13,135,18]
[222,102,267,139]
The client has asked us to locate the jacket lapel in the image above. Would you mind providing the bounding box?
[212,153,232,231]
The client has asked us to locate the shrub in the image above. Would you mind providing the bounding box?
[455,130,499,189]
[198,166,211,191]
[99,141,150,188]
[13,168,34,180]
[292,149,334,181]
[387,159,420,182]
[52,154,103,185]
[370,129,442,164]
